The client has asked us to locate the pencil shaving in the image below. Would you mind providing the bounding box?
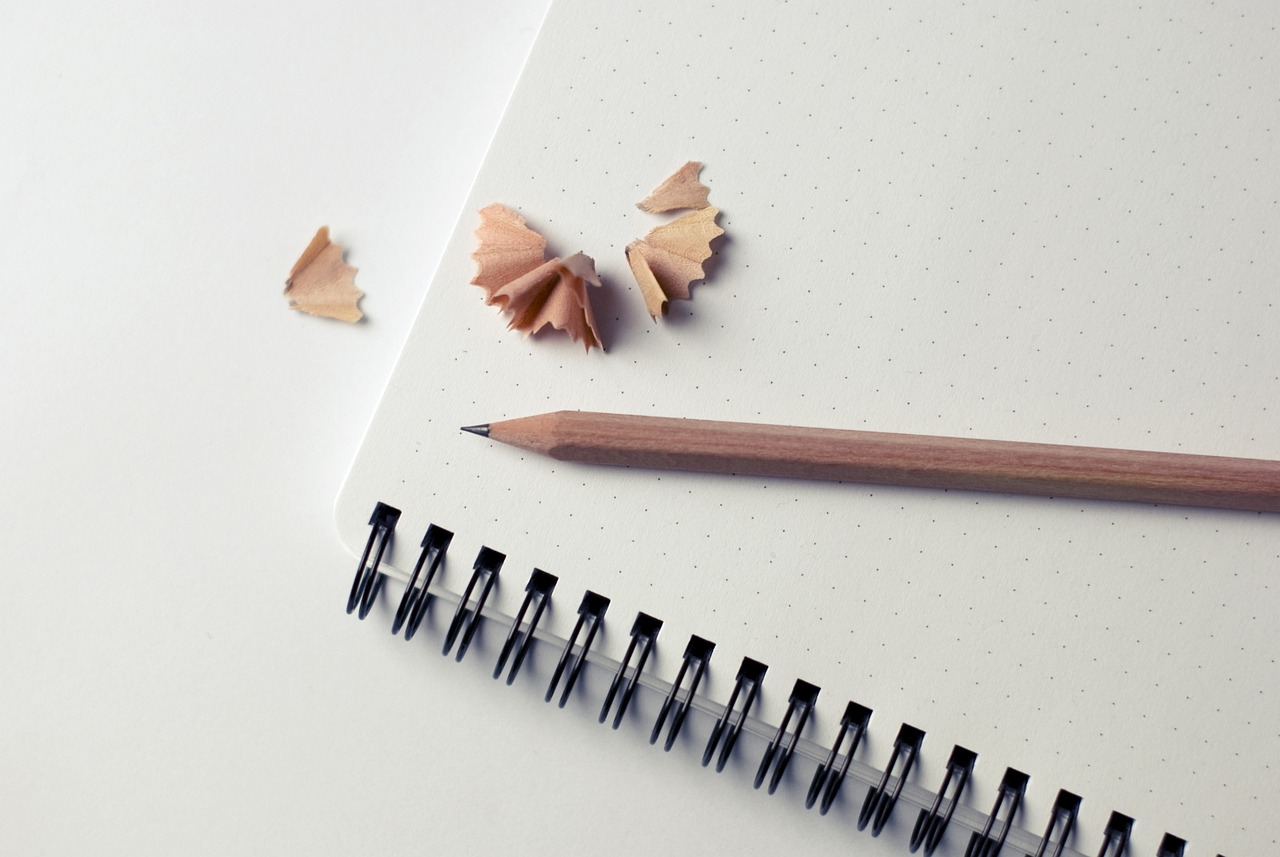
[637,161,710,212]
[625,207,723,319]
[284,227,363,322]
[470,203,548,289]
[471,204,603,351]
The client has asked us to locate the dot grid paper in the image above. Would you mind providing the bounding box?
[338,2,1279,855]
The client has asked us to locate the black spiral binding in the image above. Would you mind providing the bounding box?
[442,547,504,661]
[965,768,1028,857]
[391,524,452,640]
[346,502,399,619]
[1030,790,1082,857]
[910,745,978,855]
[599,612,662,729]
[807,700,872,815]
[545,590,609,708]
[702,657,768,773]
[859,723,926,836]
[650,635,714,751]
[493,569,556,684]
[1097,813,1135,857]
[754,679,819,794]
[347,504,1214,857]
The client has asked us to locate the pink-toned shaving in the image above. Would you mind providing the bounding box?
[636,161,711,213]
[471,203,604,351]
[284,226,364,322]
[625,207,723,319]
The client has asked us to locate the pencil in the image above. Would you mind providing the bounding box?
[461,410,1280,513]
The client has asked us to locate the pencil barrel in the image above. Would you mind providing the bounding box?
[493,411,1280,513]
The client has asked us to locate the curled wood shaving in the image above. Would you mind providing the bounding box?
[636,161,711,213]
[470,203,547,290]
[284,226,363,322]
[625,207,723,319]
[470,204,603,351]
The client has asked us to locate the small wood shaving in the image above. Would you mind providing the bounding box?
[470,204,604,351]
[636,161,711,212]
[625,207,723,319]
[284,227,363,322]
[470,202,548,289]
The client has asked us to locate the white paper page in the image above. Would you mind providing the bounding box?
[338,2,1280,855]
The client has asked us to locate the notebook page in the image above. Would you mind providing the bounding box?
[338,2,1280,854]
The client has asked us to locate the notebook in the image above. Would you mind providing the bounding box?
[336,2,1280,854]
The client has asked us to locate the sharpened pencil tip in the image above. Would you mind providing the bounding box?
[460,423,491,438]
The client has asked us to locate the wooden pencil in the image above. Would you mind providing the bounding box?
[462,410,1280,513]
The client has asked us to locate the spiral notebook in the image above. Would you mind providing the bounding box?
[335,2,1280,855]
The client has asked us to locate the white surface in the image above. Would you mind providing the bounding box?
[0,1,554,853]
[5,3,1278,856]
[336,3,1280,857]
